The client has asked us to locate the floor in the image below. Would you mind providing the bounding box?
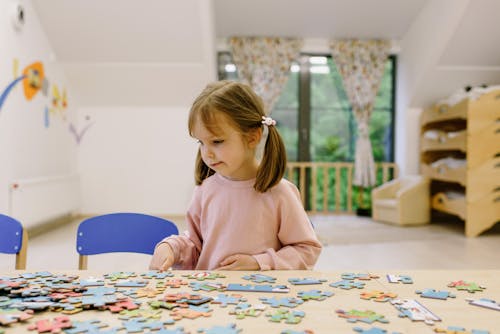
[1,215,499,272]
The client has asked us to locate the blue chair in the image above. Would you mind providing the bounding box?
[0,214,28,270]
[76,213,178,269]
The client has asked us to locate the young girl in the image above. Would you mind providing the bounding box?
[149,81,322,271]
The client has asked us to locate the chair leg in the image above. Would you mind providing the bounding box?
[79,255,88,270]
[15,230,28,270]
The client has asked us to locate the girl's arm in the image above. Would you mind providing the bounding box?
[253,183,322,270]
[151,188,204,270]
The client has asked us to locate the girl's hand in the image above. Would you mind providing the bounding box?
[149,243,174,271]
[216,254,260,270]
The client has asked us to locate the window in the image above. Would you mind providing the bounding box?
[217,52,396,164]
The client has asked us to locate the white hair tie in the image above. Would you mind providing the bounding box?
[261,116,276,127]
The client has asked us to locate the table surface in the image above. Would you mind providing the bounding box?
[1,270,498,334]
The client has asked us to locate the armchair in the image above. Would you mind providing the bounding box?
[371,175,430,225]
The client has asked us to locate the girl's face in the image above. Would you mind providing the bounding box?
[192,113,260,181]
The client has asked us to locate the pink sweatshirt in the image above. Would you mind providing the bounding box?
[160,173,322,270]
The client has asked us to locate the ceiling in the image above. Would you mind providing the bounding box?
[214,0,428,39]
[30,0,500,107]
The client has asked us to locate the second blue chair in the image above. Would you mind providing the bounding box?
[0,213,28,270]
[76,212,178,269]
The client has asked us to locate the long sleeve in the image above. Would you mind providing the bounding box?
[157,187,203,270]
[253,182,322,270]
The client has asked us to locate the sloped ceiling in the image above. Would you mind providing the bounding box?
[31,0,500,108]
[214,0,427,39]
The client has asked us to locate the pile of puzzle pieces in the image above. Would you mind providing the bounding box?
[0,271,495,333]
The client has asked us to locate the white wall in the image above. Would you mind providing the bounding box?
[0,0,78,222]
[395,0,470,176]
[76,0,216,216]
[77,107,197,215]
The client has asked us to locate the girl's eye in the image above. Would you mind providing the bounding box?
[213,140,224,144]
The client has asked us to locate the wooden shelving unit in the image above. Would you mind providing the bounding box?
[420,89,500,236]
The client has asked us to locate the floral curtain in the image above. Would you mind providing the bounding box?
[229,37,303,114]
[330,39,391,187]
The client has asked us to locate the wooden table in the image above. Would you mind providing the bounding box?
[1,270,498,333]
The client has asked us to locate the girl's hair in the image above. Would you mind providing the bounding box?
[189,80,287,193]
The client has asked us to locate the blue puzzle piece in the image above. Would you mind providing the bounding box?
[259,296,304,308]
[188,304,212,313]
[64,320,108,334]
[79,278,105,287]
[19,272,52,279]
[297,289,334,301]
[156,328,188,334]
[113,279,147,287]
[416,289,455,300]
[121,317,173,332]
[242,274,276,283]
[330,280,365,289]
[288,277,327,285]
[83,286,116,296]
[353,327,402,334]
[212,293,247,307]
[197,323,242,334]
[140,270,175,279]
[441,326,489,334]
[67,295,118,308]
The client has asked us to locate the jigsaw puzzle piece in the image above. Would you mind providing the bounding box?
[434,326,490,334]
[266,308,305,324]
[197,323,242,334]
[465,298,500,311]
[353,327,402,334]
[416,289,456,300]
[360,290,397,302]
[242,274,276,283]
[226,283,289,293]
[386,274,413,284]
[27,315,72,333]
[288,277,327,285]
[335,309,389,324]
[64,319,108,334]
[447,280,486,293]
[390,299,441,325]
[330,280,365,290]
[228,303,266,319]
[211,293,247,307]
[120,317,174,332]
[297,290,334,301]
[259,296,304,308]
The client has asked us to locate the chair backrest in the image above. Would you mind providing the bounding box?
[0,214,28,270]
[76,212,178,269]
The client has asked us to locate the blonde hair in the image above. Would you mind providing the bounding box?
[188,80,287,193]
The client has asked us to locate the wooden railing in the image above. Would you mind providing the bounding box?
[286,162,399,214]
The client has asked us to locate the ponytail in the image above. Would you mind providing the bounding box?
[255,125,287,192]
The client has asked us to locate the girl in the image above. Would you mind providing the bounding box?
[149,81,322,271]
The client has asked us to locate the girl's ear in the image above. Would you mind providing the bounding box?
[247,127,262,148]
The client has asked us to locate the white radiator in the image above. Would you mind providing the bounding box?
[9,174,80,229]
